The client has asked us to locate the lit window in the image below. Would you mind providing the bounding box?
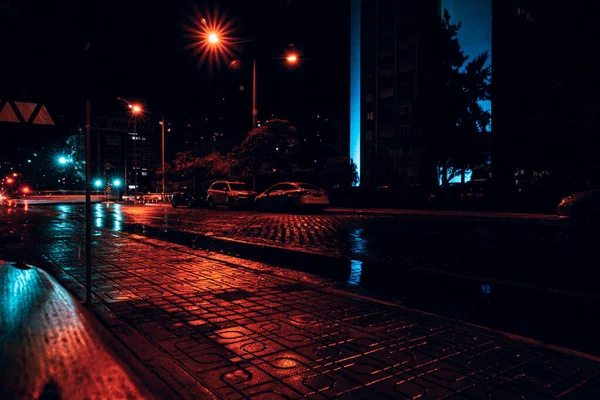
[380,128,393,138]
[399,104,412,115]
[366,112,374,121]
[379,88,394,99]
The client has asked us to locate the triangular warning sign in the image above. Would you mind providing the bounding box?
[0,103,20,123]
[15,102,37,122]
[33,105,54,125]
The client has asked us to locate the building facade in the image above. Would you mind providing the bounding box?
[91,116,160,191]
[492,0,600,188]
[351,0,441,187]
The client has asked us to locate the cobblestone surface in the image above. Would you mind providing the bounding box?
[17,208,600,399]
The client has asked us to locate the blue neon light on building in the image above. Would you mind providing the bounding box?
[350,0,361,186]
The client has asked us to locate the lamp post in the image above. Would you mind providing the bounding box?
[251,53,298,127]
[161,116,166,200]
[199,30,299,128]
[129,104,142,202]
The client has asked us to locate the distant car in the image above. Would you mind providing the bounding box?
[206,181,257,209]
[254,182,329,212]
[557,189,600,220]
[171,187,189,208]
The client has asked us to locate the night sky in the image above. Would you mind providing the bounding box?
[1,0,494,154]
[1,0,349,143]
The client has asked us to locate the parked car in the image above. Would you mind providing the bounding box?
[206,181,257,209]
[254,182,329,212]
[171,187,190,208]
[557,189,600,220]
[171,181,214,208]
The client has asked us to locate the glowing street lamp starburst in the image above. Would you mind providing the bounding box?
[184,6,239,68]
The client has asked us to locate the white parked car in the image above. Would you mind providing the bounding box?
[557,189,600,220]
[206,181,257,209]
[254,182,329,212]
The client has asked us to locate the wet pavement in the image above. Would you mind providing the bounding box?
[3,204,600,399]
[0,260,155,400]
[4,203,600,357]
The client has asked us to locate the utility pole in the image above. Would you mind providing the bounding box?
[252,58,257,127]
[162,116,166,200]
[134,120,138,201]
[85,98,92,306]
[124,133,128,196]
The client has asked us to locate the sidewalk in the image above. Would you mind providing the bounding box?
[0,260,162,400]
[25,217,600,399]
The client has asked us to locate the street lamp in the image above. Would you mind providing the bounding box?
[58,156,68,165]
[113,179,122,187]
[251,53,300,127]
[119,99,145,197]
[94,179,103,188]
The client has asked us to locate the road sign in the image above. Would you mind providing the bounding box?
[0,102,19,123]
[14,101,37,122]
[0,101,55,125]
[33,105,54,125]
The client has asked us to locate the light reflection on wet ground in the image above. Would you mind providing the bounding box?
[4,204,600,355]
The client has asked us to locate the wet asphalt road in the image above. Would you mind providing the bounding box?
[3,203,600,356]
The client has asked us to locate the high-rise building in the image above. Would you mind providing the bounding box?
[492,0,600,187]
[350,0,441,187]
[91,116,160,191]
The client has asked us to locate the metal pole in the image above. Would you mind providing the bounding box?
[252,58,257,127]
[134,121,138,203]
[162,116,165,200]
[124,131,127,196]
[85,98,92,306]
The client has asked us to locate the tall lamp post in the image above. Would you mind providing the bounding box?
[129,104,142,201]
[197,30,299,128]
[251,54,298,127]
[161,116,166,200]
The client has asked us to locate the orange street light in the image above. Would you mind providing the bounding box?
[6,178,14,184]
[286,54,298,63]
[129,104,143,115]
[184,6,239,68]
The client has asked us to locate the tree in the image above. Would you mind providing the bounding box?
[197,152,232,178]
[321,156,359,188]
[236,119,299,189]
[418,10,491,187]
[172,149,201,188]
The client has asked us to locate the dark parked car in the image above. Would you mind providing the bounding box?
[557,189,600,220]
[254,182,329,212]
[171,181,214,208]
[171,187,190,208]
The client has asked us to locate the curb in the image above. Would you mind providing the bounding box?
[324,208,564,225]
